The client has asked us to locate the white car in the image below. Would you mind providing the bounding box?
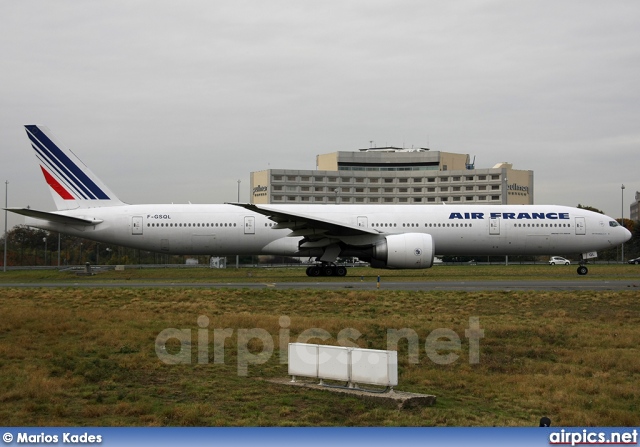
[549,256,570,265]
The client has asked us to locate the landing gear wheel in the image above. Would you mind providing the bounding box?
[335,266,347,277]
[307,266,321,277]
[322,266,335,276]
[577,265,588,276]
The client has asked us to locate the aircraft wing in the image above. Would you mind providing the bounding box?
[5,208,103,226]
[228,203,380,238]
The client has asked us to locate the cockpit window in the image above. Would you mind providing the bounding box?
[609,221,620,227]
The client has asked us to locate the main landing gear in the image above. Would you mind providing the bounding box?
[305,262,348,277]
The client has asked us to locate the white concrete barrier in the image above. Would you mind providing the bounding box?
[288,343,398,388]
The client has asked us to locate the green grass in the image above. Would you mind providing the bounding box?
[1,263,639,283]
[0,279,639,426]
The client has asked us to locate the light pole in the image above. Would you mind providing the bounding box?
[236,180,241,269]
[621,184,625,263]
[2,180,9,272]
[43,237,48,266]
[504,176,508,265]
[503,175,508,205]
[3,180,8,272]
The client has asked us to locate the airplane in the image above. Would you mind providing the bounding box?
[6,125,632,277]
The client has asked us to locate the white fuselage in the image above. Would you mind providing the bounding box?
[26,203,630,258]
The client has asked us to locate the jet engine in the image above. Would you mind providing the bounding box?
[369,233,435,269]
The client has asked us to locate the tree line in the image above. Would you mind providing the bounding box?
[0,225,193,267]
[0,225,302,267]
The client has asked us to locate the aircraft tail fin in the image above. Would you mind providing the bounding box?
[24,125,125,210]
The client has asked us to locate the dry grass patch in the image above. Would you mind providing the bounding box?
[0,287,638,426]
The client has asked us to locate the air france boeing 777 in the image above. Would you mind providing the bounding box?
[7,125,631,276]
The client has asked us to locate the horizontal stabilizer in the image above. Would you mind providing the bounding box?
[5,208,103,226]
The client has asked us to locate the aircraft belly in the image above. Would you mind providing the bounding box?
[260,236,303,256]
[524,233,550,253]
[191,234,219,253]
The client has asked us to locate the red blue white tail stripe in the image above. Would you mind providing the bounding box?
[40,165,75,200]
[25,125,111,201]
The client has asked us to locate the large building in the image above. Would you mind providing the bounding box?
[250,147,533,205]
[631,191,640,222]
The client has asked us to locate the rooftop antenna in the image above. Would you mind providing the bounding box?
[466,156,476,170]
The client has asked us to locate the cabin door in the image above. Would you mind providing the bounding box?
[244,216,255,234]
[489,217,500,235]
[132,216,143,235]
[575,217,586,235]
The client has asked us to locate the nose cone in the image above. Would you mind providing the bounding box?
[623,227,632,243]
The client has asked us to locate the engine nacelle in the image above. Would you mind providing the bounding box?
[370,233,435,269]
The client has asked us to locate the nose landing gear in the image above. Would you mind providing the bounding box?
[577,251,598,276]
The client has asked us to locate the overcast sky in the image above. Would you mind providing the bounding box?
[2,0,639,229]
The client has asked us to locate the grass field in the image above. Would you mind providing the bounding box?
[0,266,639,426]
[1,263,639,283]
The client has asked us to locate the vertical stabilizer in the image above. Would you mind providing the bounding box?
[24,125,125,210]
